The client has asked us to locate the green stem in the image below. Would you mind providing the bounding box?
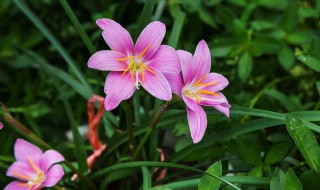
[125,101,136,150]
[58,0,96,54]
[133,102,169,160]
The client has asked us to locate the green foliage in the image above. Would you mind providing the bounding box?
[1,0,319,189]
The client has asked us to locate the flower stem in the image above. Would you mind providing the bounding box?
[125,101,136,150]
[133,102,169,160]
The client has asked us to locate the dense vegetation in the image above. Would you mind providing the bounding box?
[0,0,320,189]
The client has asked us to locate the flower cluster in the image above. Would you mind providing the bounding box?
[5,139,65,190]
[88,19,230,144]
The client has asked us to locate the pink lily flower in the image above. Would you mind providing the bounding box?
[0,122,3,129]
[5,139,65,190]
[88,19,180,110]
[170,40,230,144]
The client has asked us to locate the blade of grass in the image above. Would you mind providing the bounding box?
[13,0,92,94]
[168,5,186,48]
[58,0,96,54]
[135,0,157,39]
[142,167,152,190]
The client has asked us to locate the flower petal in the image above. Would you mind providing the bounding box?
[134,21,165,61]
[164,73,182,95]
[177,50,193,83]
[88,50,127,71]
[0,122,3,129]
[6,161,34,181]
[14,139,42,162]
[148,45,180,74]
[40,150,65,172]
[4,181,29,190]
[212,103,231,117]
[97,18,134,55]
[202,73,229,92]
[193,40,211,80]
[104,72,136,110]
[139,67,172,101]
[182,95,198,111]
[42,165,64,187]
[186,104,207,144]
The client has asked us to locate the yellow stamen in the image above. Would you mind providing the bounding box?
[12,172,30,181]
[17,183,29,187]
[139,63,145,82]
[198,90,219,96]
[195,81,218,87]
[186,90,191,98]
[138,44,151,59]
[192,93,201,103]
[27,157,39,173]
[33,173,44,183]
[122,59,135,76]
[117,56,134,61]
[192,74,206,87]
[131,64,136,81]
[141,63,156,75]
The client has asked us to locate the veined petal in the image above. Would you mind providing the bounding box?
[177,50,193,83]
[212,103,231,117]
[164,73,182,95]
[193,40,211,80]
[40,150,65,172]
[200,92,230,110]
[88,50,127,71]
[134,21,165,61]
[6,161,34,181]
[202,73,229,92]
[97,19,134,55]
[4,181,29,190]
[42,165,64,187]
[148,45,180,74]
[139,67,172,101]
[182,95,198,111]
[104,72,136,110]
[14,139,42,162]
[186,104,207,144]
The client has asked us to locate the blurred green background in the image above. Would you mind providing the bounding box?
[0,0,320,189]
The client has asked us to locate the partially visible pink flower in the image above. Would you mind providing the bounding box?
[169,40,230,144]
[0,122,3,129]
[5,139,65,190]
[88,19,180,110]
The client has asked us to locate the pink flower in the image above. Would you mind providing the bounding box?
[170,40,230,144]
[0,122,3,129]
[88,19,180,110]
[5,139,65,190]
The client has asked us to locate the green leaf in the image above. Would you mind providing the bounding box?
[286,114,320,173]
[297,55,320,72]
[168,5,186,48]
[198,161,222,190]
[270,168,286,190]
[278,45,294,70]
[285,168,302,190]
[316,81,320,95]
[299,170,320,189]
[264,142,289,165]
[248,165,263,177]
[258,0,287,10]
[142,167,152,190]
[149,187,172,190]
[287,31,313,45]
[238,51,253,82]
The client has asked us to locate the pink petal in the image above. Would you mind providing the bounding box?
[139,67,172,101]
[212,103,231,117]
[202,73,229,92]
[148,45,180,74]
[182,95,198,111]
[177,50,194,83]
[164,73,182,95]
[14,139,42,162]
[88,50,127,71]
[0,122,3,129]
[186,104,207,144]
[193,40,211,80]
[4,181,29,190]
[40,150,65,172]
[6,161,34,181]
[134,21,166,61]
[104,72,136,110]
[97,18,134,55]
[42,165,64,187]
